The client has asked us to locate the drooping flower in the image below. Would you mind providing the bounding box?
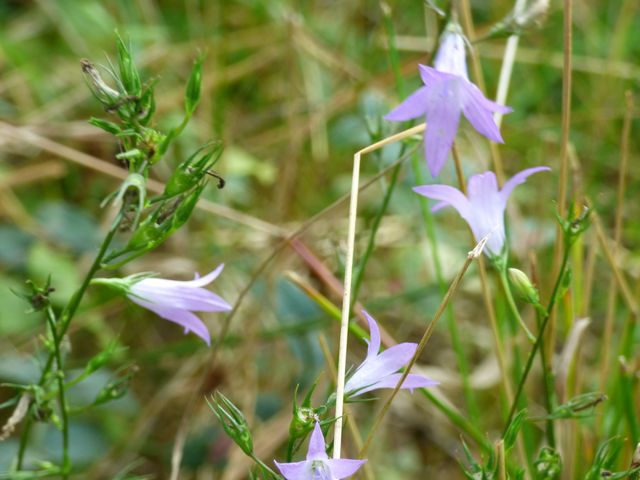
[413,167,550,257]
[385,26,513,177]
[275,422,366,480]
[344,311,438,397]
[125,264,232,346]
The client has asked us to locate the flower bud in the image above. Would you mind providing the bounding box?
[508,268,540,306]
[185,54,204,116]
[163,142,223,198]
[81,59,121,105]
[171,182,205,230]
[93,366,137,406]
[89,117,121,135]
[534,447,562,478]
[116,34,141,96]
[84,342,127,376]
[12,278,55,313]
[207,392,254,456]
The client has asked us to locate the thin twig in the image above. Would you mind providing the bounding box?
[359,238,485,456]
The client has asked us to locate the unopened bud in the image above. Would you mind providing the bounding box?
[116,34,141,96]
[81,59,121,104]
[163,142,223,198]
[207,392,254,456]
[12,278,55,313]
[185,54,204,115]
[508,268,540,306]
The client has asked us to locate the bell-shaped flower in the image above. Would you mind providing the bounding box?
[385,27,512,177]
[345,311,438,397]
[275,422,366,480]
[413,167,550,257]
[116,264,232,346]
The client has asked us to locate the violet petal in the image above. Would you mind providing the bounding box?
[500,166,551,204]
[413,184,471,218]
[128,296,211,345]
[274,460,308,480]
[384,87,429,122]
[306,422,328,461]
[326,459,367,479]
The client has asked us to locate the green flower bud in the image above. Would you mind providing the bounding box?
[163,142,223,198]
[116,34,141,96]
[185,54,204,116]
[84,342,127,376]
[508,268,540,306]
[207,392,254,456]
[534,447,562,479]
[11,277,55,313]
[125,216,168,252]
[89,117,121,135]
[171,182,205,229]
[93,366,137,407]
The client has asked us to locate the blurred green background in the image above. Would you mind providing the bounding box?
[1,0,639,478]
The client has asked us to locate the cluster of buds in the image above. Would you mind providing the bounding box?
[102,142,223,268]
[12,277,55,313]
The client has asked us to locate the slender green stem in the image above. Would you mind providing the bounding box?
[251,454,281,479]
[503,246,571,434]
[535,310,556,447]
[45,307,70,477]
[351,163,401,307]
[498,268,535,342]
[59,211,124,338]
[15,210,125,470]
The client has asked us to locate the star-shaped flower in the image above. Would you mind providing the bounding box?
[413,167,550,257]
[344,311,438,397]
[274,422,366,480]
[126,264,232,345]
[385,27,513,177]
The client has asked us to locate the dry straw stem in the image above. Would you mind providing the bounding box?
[332,122,425,458]
[317,334,375,480]
[547,0,574,387]
[358,236,485,457]
[592,213,639,319]
[493,0,527,131]
[496,439,506,480]
[600,91,634,391]
[0,121,283,238]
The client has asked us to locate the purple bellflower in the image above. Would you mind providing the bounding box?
[385,27,513,177]
[127,264,232,346]
[413,167,550,257]
[344,311,438,397]
[275,422,366,480]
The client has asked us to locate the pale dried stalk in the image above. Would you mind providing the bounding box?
[599,91,634,391]
[332,123,425,458]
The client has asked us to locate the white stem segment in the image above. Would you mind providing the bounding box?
[332,123,425,458]
[494,0,527,128]
[332,151,361,459]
